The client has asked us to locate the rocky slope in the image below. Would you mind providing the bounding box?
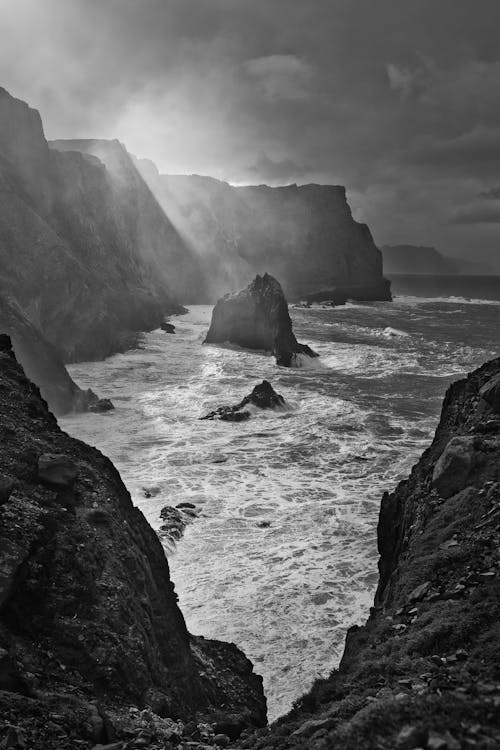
[241,357,500,750]
[134,161,391,303]
[0,336,266,749]
[205,274,318,366]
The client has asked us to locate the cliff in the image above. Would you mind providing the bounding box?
[242,358,500,749]
[134,161,391,303]
[0,336,266,748]
[0,87,199,412]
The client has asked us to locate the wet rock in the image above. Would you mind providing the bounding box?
[88,397,115,413]
[201,380,284,421]
[256,521,271,528]
[177,502,196,510]
[204,273,318,367]
[37,453,78,488]
[161,322,176,334]
[479,373,500,413]
[431,436,475,498]
[237,380,285,409]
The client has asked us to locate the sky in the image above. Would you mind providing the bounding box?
[1,0,500,267]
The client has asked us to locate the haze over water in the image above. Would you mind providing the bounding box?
[61,290,499,719]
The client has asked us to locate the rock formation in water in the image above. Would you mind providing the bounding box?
[134,161,392,303]
[201,380,285,421]
[0,336,266,748]
[205,275,318,367]
[242,357,500,749]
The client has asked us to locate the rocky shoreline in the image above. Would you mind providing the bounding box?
[0,336,266,749]
[240,357,500,749]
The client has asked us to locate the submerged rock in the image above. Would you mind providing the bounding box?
[201,380,285,422]
[204,274,318,366]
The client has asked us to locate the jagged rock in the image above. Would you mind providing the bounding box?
[431,436,475,498]
[479,373,500,413]
[201,380,285,422]
[37,453,79,489]
[0,346,266,746]
[88,396,115,413]
[238,380,285,409]
[204,274,318,366]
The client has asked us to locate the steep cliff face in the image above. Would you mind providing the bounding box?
[0,88,191,371]
[244,358,500,749]
[134,161,391,303]
[0,336,266,748]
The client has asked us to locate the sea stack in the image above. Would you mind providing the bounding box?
[204,273,318,366]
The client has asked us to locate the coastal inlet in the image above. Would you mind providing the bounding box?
[61,296,499,720]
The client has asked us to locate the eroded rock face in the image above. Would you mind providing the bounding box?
[205,275,318,367]
[0,341,266,746]
[242,357,500,749]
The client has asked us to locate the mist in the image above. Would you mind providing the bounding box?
[1,0,500,268]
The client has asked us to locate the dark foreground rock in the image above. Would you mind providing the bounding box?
[241,357,500,749]
[205,275,318,367]
[0,336,266,748]
[201,380,285,421]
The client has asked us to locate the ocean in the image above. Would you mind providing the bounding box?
[60,283,499,720]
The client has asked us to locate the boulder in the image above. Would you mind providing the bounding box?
[37,453,79,488]
[161,322,176,334]
[431,436,475,498]
[204,274,318,366]
[201,381,285,421]
[479,373,500,413]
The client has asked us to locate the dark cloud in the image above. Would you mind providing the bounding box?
[1,0,500,267]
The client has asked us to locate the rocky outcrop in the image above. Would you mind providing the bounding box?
[134,162,391,303]
[242,357,500,749]
[205,275,318,367]
[0,337,266,748]
[201,380,285,421]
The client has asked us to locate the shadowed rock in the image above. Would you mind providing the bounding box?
[204,274,318,366]
[0,340,266,746]
[201,380,285,421]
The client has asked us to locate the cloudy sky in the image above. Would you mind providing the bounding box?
[1,0,500,267]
